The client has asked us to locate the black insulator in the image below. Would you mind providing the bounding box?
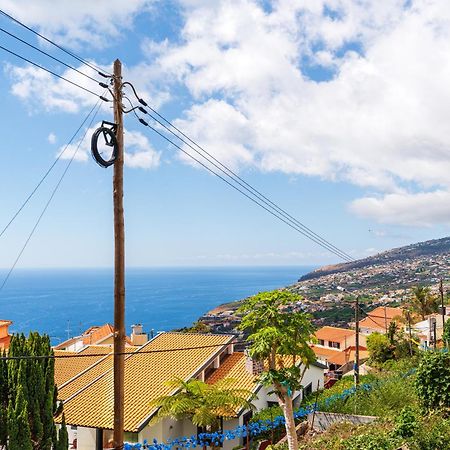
[139,118,149,126]
[139,98,148,107]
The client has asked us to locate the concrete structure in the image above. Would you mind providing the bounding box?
[0,320,12,351]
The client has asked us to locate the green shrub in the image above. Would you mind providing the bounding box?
[408,415,450,450]
[415,350,450,412]
[341,429,400,450]
[394,406,418,438]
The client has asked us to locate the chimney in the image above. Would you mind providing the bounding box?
[131,324,148,346]
[245,350,264,376]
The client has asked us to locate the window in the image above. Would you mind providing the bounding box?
[318,339,325,346]
[329,341,340,349]
[303,382,312,397]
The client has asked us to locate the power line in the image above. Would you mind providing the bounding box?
[0,97,109,240]
[0,26,108,85]
[0,99,103,293]
[0,8,110,77]
[122,87,354,262]
[133,115,354,263]
[0,44,109,102]
[1,341,244,361]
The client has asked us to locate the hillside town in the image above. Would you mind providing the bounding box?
[1,281,449,449]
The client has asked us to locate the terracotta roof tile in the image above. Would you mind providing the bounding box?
[315,326,355,343]
[54,346,111,386]
[60,333,234,432]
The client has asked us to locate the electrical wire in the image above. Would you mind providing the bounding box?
[0,99,104,293]
[0,26,108,85]
[0,96,109,240]
[0,8,110,77]
[0,341,245,361]
[124,92,354,262]
[133,114,353,263]
[122,85,354,262]
[0,44,109,102]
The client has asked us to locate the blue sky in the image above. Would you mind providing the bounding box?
[0,0,449,269]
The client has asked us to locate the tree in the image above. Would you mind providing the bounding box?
[238,290,316,450]
[410,286,439,320]
[56,414,69,450]
[367,332,394,364]
[1,333,64,449]
[150,378,255,443]
[443,320,450,348]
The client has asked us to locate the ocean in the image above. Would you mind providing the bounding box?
[0,266,313,344]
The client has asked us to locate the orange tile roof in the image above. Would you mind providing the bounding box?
[359,307,403,332]
[54,346,111,386]
[315,326,355,343]
[327,349,369,366]
[82,323,114,345]
[207,352,256,392]
[59,333,234,432]
[369,306,403,320]
[311,345,341,360]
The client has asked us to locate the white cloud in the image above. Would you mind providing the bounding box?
[350,190,450,226]
[7,0,450,224]
[0,0,155,49]
[56,126,160,169]
[6,64,106,113]
[144,0,450,224]
[47,132,56,144]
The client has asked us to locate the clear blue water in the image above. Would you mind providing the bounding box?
[0,266,313,344]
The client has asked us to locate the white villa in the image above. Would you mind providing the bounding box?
[54,332,325,450]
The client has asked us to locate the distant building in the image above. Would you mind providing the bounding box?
[54,332,325,450]
[358,306,403,335]
[0,320,12,351]
[413,313,450,349]
[312,326,368,374]
[54,323,146,352]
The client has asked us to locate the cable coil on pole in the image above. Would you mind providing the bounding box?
[91,121,118,168]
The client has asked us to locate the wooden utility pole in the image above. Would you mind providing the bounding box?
[354,295,360,387]
[112,59,125,449]
[406,310,413,356]
[440,278,445,332]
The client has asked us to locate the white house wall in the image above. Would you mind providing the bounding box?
[76,427,97,450]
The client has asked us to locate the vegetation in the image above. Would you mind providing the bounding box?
[415,350,450,412]
[0,333,67,450]
[150,377,256,431]
[410,285,439,320]
[443,320,450,347]
[238,290,316,450]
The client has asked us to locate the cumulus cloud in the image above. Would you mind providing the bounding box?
[7,0,450,224]
[144,0,450,225]
[0,0,155,49]
[350,191,450,226]
[56,125,160,169]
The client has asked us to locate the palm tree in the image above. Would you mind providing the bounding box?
[150,377,256,446]
[411,286,439,320]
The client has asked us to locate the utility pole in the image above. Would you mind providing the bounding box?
[112,59,125,449]
[384,305,388,333]
[406,310,413,356]
[440,278,445,332]
[354,295,360,387]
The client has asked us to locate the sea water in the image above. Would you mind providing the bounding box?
[0,266,313,344]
